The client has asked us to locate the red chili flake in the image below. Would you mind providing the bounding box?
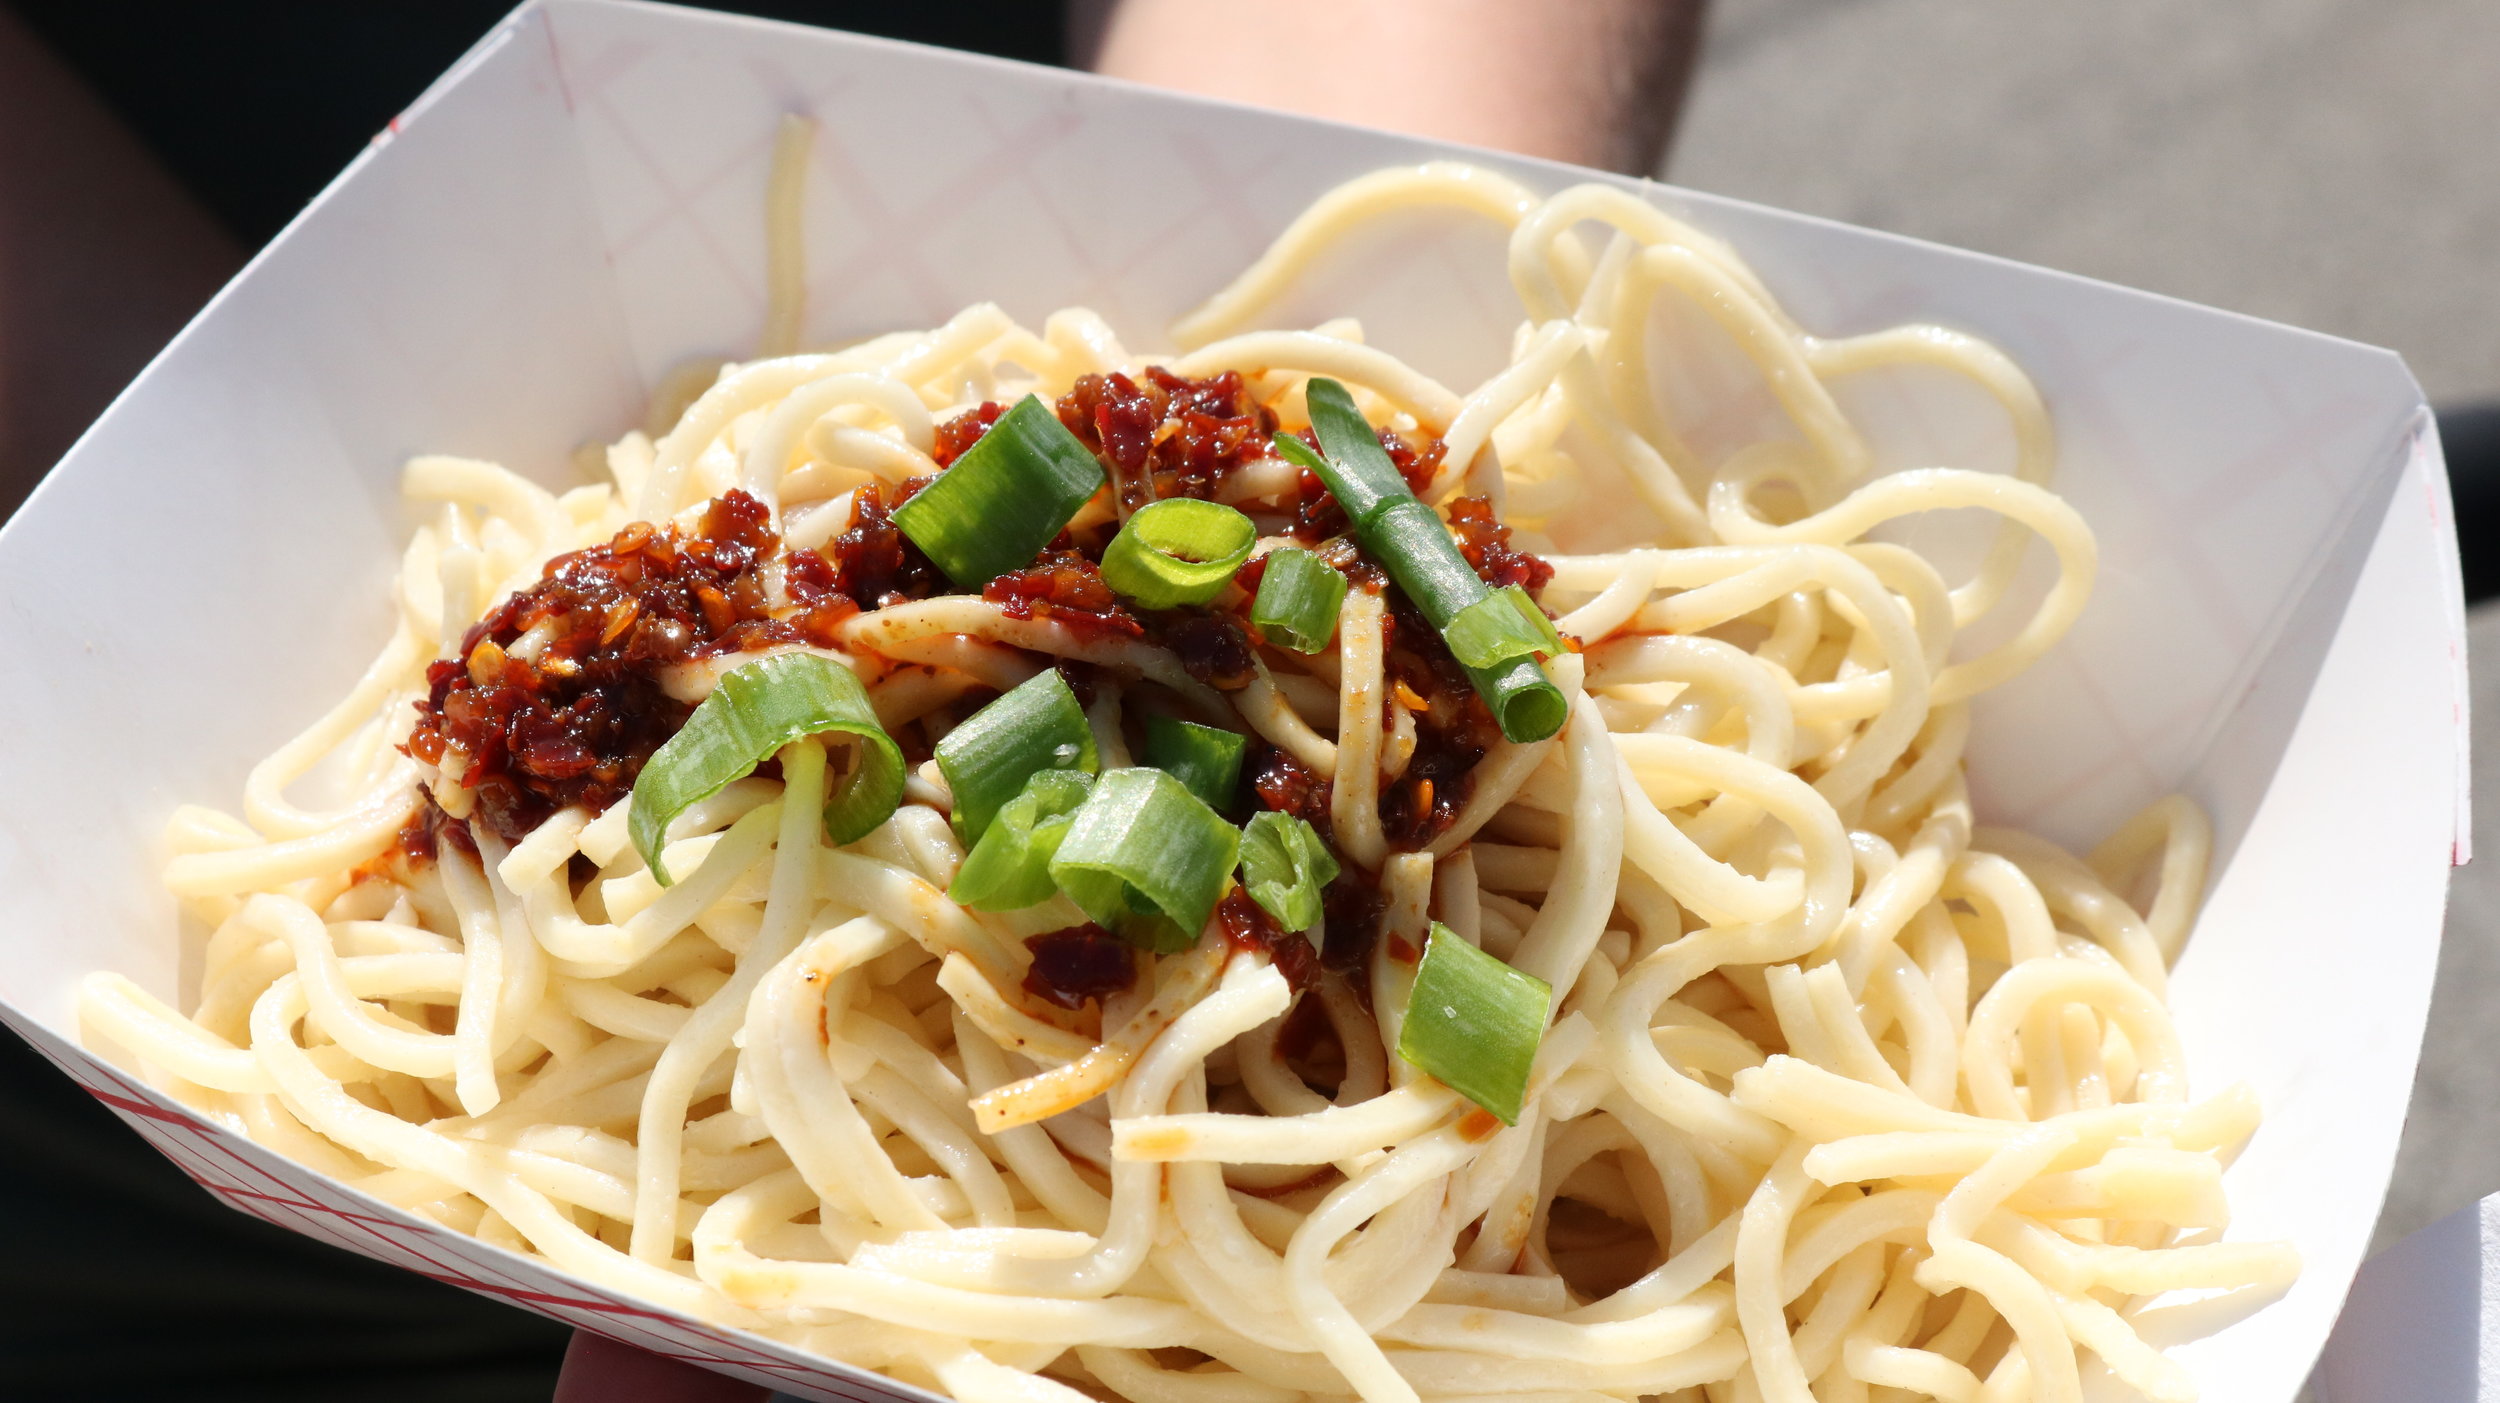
[781,546,861,646]
[1059,372,1163,513]
[365,787,471,878]
[395,796,445,864]
[1021,925,1140,1011]
[830,479,946,609]
[933,401,1007,466]
[1248,743,1330,827]
[784,547,839,605]
[695,489,776,566]
[1055,368,1278,515]
[985,550,1143,639]
[1147,608,1255,691]
[1458,1108,1503,1142]
[404,489,837,844]
[597,599,640,645]
[1289,453,1348,541]
[1445,494,1554,593]
[1383,430,1445,496]
[1218,888,1319,991]
[1284,425,1444,540]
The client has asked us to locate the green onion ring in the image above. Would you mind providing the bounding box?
[629,652,902,886]
[1099,498,1257,610]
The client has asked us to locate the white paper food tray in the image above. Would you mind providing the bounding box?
[0,2,2464,1398]
[2317,1192,2500,1400]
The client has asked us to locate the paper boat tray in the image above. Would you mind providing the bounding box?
[0,2,2464,1398]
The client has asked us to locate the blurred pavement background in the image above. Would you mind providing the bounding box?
[1663,0,2500,1255]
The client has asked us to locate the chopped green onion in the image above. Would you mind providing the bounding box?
[1099,498,1256,609]
[1249,546,1347,653]
[1285,379,1566,743]
[1467,656,1570,746]
[1295,380,1479,632]
[1361,497,1485,630]
[894,395,1106,588]
[1051,767,1241,953]
[1268,432,1334,487]
[1445,584,1565,669]
[1294,393,1401,524]
[1238,812,1339,933]
[948,769,1093,911]
[1143,715,1247,811]
[935,668,1098,845]
[1396,922,1551,1125]
[630,653,902,886]
[1502,584,1564,653]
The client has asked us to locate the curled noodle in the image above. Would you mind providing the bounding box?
[82,158,2292,1403]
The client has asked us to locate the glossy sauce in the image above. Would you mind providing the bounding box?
[405,490,837,842]
[1021,925,1142,1011]
[1217,888,1319,991]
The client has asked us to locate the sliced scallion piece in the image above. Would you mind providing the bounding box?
[894,394,1106,588]
[1444,583,1566,669]
[1357,497,1485,631]
[1396,922,1550,1125]
[1283,379,1566,744]
[948,769,1093,911]
[1238,811,1339,933]
[1285,400,1396,524]
[1502,584,1564,653]
[1099,498,1256,609]
[1248,546,1347,653]
[1467,655,1570,746]
[935,668,1098,845]
[630,653,902,886]
[1051,767,1241,953]
[1268,432,1337,492]
[1143,715,1247,811]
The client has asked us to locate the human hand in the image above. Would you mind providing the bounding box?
[554,1328,772,1403]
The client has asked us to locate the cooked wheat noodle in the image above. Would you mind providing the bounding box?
[82,151,2293,1403]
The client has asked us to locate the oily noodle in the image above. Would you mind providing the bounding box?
[81,151,2294,1403]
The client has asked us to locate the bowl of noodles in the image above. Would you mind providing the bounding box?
[0,4,2464,1402]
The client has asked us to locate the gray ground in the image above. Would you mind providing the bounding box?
[1664,0,2500,1254]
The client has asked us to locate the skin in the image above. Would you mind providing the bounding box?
[559,16,1704,1393]
[0,8,240,518]
[552,1330,775,1403]
[1073,0,1707,176]
[0,3,1703,1395]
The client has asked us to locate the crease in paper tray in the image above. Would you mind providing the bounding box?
[0,2,2464,1400]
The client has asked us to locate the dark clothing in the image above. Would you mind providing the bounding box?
[0,1029,571,1401]
[6,2,1065,247]
[0,10,1068,1399]
[2447,404,2500,604]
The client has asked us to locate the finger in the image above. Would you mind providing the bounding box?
[554,1328,772,1403]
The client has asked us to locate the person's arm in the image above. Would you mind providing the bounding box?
[1072,0,1707,176]
[0,7,239,517]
